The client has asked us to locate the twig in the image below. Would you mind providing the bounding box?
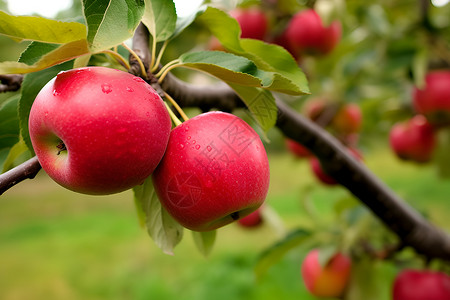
[0,74,23,93]
[0,156,41,196]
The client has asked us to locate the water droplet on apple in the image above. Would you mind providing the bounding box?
[126,87,134,92]
[101,84,112,94]
[192,140,196,144]
[178,143,185,150]
[187,136,191,140]
[184,126,189,131]
[52,89,60,96]
[133,77,145,83]
[206,146,212,152]
[195,145,200,150]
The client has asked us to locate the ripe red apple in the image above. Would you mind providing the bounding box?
[285,138,311,158]
[301,249,352,298]
[309,148,362,186]
[282,9,341,57]
[28,67,171,195]
[393,269,450,300]
[413,70,450,125]
[230,7,269,40]
[238,206,263,228]
[389,115,436,163]
[152,111,270,232]
[332,103,362,134]
[302,97,328,122]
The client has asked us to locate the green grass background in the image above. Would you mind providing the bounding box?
[1,147,449,300]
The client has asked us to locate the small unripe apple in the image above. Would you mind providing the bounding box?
[237,206,263,228]
[301,249,352,298]
[389,115,436,163]
[285,138,311,158]
[152,111,270,232]
[332,103,362,134]
[393,269,450,300]
[28,67,171,195]
[283,9,341,57]
[230,7,269,40]
[413,70,450,126]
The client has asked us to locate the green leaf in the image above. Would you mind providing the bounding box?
[142,0,177,42]
[19,61,74,153]
[240,39,310,95]
[255,228,313,279]
[0,39,89,74]
[18,42,60,66]
[133,177,184,255]
[346,258,397,300]
[197,6,243,53]
[412,48,428,89]
[192,230,216,257]
[227,83,277,132]
[0,95,20,161]
[179,51,267,86]
[171,4,206,39]
[0,11,87,43]
[197,6,309,95]
[1,138,28,173]
[82,0,145,52]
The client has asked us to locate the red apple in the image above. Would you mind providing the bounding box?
[389,115,436,163]
[238,206,263,228]
[413,70,450,125]
[152,111,270,232]
[393,269,450,300]
[230,7,269,40]
[301,249,352,297]
[309,148,362,186]
[28,67,171,195]
[332,103,362,134]
[285,138,311,158]
[282,9,341,57]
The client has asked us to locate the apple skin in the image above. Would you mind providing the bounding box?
[332,103,362,134]
[393,269,450,300]
[389,115,436,163]
[283,9,341,57]
[285,138,311,158]
[230,7,268,40]
[301,249,352,298]
[413,70,450,126]
[237,206,263,228]
[28,67,171,195]
[152,111,270,232]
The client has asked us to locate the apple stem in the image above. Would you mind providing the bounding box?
[122,43,148,79]
[151,40,169,73]
[164,102,182,127]
[101,49,131,71]
[56,141,67,155]
[163,91,189,121]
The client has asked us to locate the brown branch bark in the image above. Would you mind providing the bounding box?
[0,156,41,195]
[0,74,23,93]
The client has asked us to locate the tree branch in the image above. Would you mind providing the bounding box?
[0,156,41,195]
[0,74,23,93]
[135,25,450,261]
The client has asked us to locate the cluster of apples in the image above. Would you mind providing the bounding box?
[209,6,341,61]
[389,70,450,163]
[28,66,270,232]
[286,98,363,185]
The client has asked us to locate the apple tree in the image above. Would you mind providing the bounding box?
[0,0,449,298]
